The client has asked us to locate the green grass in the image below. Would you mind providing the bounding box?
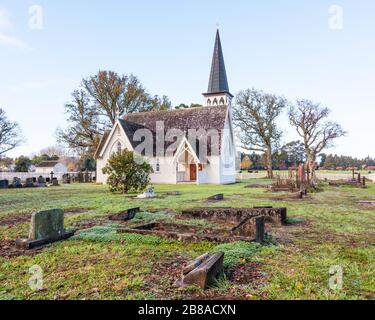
[0,181,374,300]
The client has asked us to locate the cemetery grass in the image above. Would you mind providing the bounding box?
[0,181,374,300]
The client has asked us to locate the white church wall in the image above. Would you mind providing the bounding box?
[96,122,134,184]
[149,157,176,184]
[204,156,222,184]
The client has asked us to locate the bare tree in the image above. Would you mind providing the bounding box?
[57,90,103,157]
[58,70,171,157]
[82,71,153,126]
[233,89,287,178]
[0,108,23,156]
[288,99,346,184]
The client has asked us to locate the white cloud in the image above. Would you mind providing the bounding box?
[0,8,12,31]
[0,32,32,49]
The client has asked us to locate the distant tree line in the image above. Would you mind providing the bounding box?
[319,154,375,170]
[240,140,306,171]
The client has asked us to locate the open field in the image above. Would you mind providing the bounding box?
[238,170,375,183]
[0,180,374,300]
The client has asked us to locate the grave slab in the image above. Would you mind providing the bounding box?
[109,207,140,221]
[176,252,224,289]
[16,209,75,250]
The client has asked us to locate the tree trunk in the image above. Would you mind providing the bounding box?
[306,154,315,186]
[266,147,273,179]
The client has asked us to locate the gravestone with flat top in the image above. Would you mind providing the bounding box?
[16,209,75,249]
[13,177,22,188]
[25,178,35,188]
[37,176,46,187]
[0,180,8,189]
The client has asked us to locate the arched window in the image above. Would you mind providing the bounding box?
[117,141,122,154]
[219,97,225,105]
[156,159,160,172]
[213,98,218,105]
[207,99,212,106]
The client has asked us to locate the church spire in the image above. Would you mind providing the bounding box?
[203,30,233,107]
[207,29,230,94]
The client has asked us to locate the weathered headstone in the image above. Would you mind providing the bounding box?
[109,207,140,221]
[77,172,84,183]
[37,176,46,187]
[51,178,59,186]
[0,179,9,189]
[16,209,75,249]
[12,177,22,188]
[63,174,71,184]
[175,252,224,289]
[255,216,265,243]
[25,178,35,188]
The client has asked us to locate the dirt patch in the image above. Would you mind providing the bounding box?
[147,208,176,215]
[358,201,375,208]
[0,240,42,258]
[226,262,266,286]
[0,214,31,227]
[261,194,312,202]
[72,219,103,230]
[148,257,253,300]
[245,184,271,189]
[64,208,91,215]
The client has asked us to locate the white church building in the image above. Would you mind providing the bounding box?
[95,30,236,185]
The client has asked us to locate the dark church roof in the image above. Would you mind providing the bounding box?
[205,30,231,96]
[36,161,60,168]
[94,130,110,159]
[95,106,229,158]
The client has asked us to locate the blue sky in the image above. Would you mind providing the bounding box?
[0,0,374,158]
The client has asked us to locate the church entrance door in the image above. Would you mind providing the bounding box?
[190,164,197,181]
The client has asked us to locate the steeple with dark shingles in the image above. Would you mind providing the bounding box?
[206,30,230,94]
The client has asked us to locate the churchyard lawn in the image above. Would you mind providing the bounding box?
[0,180,374,300]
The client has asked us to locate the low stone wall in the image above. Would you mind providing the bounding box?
[0,171,95,184]
[181,207,287,226]
[118,222,253,243]
[0,172,69,182]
